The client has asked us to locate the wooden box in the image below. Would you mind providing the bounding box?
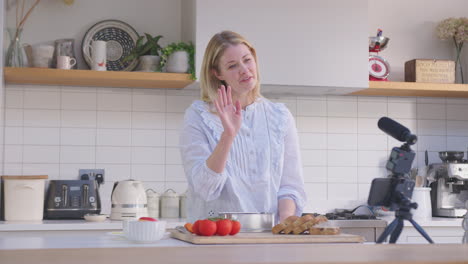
[405,59,455,83]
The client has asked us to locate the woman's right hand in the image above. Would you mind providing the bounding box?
[213,85,242,138]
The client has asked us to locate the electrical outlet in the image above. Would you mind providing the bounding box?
[79,169,105,182]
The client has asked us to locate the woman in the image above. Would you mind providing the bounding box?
[180,30,306,223]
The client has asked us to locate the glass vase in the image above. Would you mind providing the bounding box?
[5,28,25,67]
[455,47,465,84]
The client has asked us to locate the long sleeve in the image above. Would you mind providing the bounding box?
[277,109,307,216]
[179,106,228,202]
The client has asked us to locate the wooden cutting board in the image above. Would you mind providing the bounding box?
[170,229,365,244]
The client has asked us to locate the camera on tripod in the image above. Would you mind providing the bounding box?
[367,117,433,244]
[368,117,417,210]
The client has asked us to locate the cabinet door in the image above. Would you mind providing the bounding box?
[192,0,368,90]
[399,226,464,244]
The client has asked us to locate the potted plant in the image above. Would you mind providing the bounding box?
[123,33,163,72]
[159,42,195,80]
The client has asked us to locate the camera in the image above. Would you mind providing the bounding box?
[368,117,433,244]
[367,117,417,210]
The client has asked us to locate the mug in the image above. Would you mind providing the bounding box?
[56,55,76,70]
[85,40,107,71]
[31,44,55,68]
[53,39,77,69]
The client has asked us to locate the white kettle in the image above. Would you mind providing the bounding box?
[110,180,148,220]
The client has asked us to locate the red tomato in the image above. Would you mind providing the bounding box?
[198,219,217,236]
[216,219,233,236]
[138,217,157,222]
[229,220,241,235]
[192,220,201,235]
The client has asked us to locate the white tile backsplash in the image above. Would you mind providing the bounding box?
[132,92,166,112]
[328,183,358,200]
[132,147,165,164]
[358,101,387,118]
[131,112,165,129]
[327,150,357,167]
[301,150,327,166]
[23,127,60,145]
[302,166,327,183]
[447,104,468,121]
[96,146,131,164]
[327,101,357,117]
[62,110,96,128]
[5,127,23,145]
[5,109,23,126]
[24,109,60,127]
[4,84,468,213]
[62,92,97,110]
[96,129,132,146]
[97,92,132,111]
[60,128,96,146]
[5,89,23,108]
[298,133,327,150]
[296,116,327,133]
[327,134,357,150]
[388,102,417,119]
[417,103,446,120]
[4,145,23,163]
[23,145,60,163]
[24,91,60,109]
[60,146,96,164]
[132,164,165,181]
[328,118,357,134]
[132,129,166,147]
[297,99,326,117]
[97,111,131,129]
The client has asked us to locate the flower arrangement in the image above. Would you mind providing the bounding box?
[436,17,468,83]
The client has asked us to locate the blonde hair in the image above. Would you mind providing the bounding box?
[200,30,261,103]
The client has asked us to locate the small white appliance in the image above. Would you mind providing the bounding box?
[1,175,48,221]
[110,180,148,220]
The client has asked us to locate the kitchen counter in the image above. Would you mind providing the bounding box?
[0,218,186,232]
[0,232,467,264]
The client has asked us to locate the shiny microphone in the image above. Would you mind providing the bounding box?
[378,117,417,145]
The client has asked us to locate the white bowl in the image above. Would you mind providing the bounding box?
[126,221,166,243]
[84,214,107,222]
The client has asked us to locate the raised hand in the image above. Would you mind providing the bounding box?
[213,85,242,138]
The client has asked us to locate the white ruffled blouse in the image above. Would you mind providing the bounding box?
[179,98,307,223]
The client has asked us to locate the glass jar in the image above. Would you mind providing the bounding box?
[160,189,180,218]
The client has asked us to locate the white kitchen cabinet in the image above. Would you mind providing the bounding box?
[182,0,368,94]
[396,226,464,244]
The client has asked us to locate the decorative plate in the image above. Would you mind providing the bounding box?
[82,20,139,71]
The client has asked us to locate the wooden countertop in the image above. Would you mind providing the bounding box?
[1,243,468,264]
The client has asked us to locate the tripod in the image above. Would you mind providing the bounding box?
[376,191,434,243]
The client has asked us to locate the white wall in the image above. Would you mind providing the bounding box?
[5,0,182,69]
[369,0,468,82]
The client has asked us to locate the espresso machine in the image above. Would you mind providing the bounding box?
[427,151,468,217]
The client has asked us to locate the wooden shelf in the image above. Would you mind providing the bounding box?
[4,67,194,89]
[351,81,468,98]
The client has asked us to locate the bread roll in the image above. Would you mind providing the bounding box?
[271,215,299,234]
[282,215,313,234]
[308,227,341,235]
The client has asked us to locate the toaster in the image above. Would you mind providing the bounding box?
[45,180,101,219]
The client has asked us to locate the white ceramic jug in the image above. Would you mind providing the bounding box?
[85,40,107,71]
